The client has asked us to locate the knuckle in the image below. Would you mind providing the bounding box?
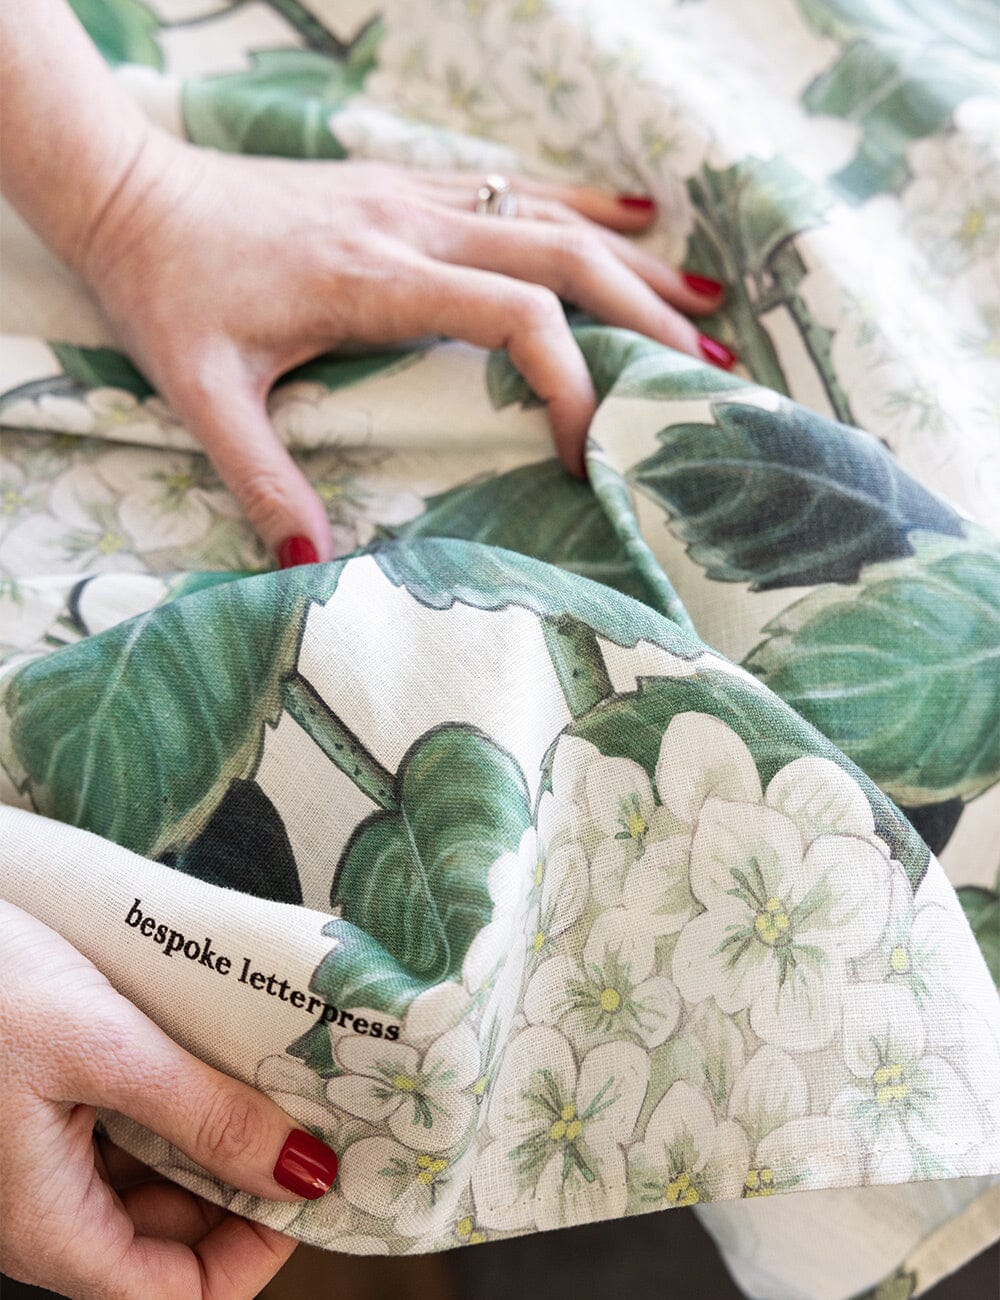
[556,225,598,268]
[237,465,295,529]
[512,284,563,332]
[197,1087,267,1164]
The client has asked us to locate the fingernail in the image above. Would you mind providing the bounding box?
[273,1128,338,1199]
[698,334,738,371]
[683,272,725,298]
[278,536,318,569]
[617,194,656,211]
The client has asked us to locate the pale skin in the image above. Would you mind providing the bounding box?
[0,4,730,1294]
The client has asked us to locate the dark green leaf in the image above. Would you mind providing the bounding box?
[182,47,374,157]
[282,347,426,390]
[372,537,703,656]
[331,725,531,989]
[311,919,433,1017]
[163,779,302,905]
[629,399,963,590]
[68,0,161,68]
[51,343,153,399]
[387,458,653,605]
[1,563,344,857]
[745,530,1000,805]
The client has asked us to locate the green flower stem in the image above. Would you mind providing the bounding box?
[282,673,398,810]
[541,614,614,718]
[769,243,855,425]
[263,0,367,56]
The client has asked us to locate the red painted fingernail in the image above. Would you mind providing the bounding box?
[698,334,738,371]
[617,194,656,211]
[683,272,725,298]
[278,536,318,569]
[273,1128,338,1199]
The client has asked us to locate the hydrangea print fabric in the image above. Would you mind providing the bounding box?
[1,3,999,1299]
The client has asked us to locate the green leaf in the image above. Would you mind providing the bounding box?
[744,529,1000,805]
[51,343,153,399]
[0,564,344,857]
[331,725,531,992]
[282,347,426,390]
[559,673,929,889]
[486,325,667,410]
[68,0,161,69]
[182,47,374,157]
[629,399,963,590]
[957,885,999,984]
[372,537,703,657]
[387,459,654,606]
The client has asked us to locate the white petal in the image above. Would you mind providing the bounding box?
[583,908,655,983]
[842,983,925,1078]
[584,753,655,836]
[689,799,804,910]
[765,757,875,842]
[523,955,579,1027]
[487,1025,577,1144]
[672,901,759,1012]
[729,1046,809,1140]
[757,1116,862,1190]
[577,1041,648,1146]
[424,1021,481,1090]
[388,1090,476,1153]
[338,1136,410,1218]
[550,734,600,804]
[629,977,681,1048]
[540,840,590,935]
[403,982,470,1044]
[335,1034,419,1077]
[620,836,695,935]
[906,1057,982,1157]
[534,1144,627,1231]
[641,1080,718,1172]
[798,835,892,958]
[749,956,843,1053]
[472,1138,537,1231]
[325,1074,402,1124]
[656,713,761,825]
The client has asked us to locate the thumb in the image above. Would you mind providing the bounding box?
[170,355,334,567]
[71,984,340,1204]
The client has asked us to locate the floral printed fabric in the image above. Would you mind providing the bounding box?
[1,3,999,1299]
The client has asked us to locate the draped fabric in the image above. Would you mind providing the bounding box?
[1,4,998,1298]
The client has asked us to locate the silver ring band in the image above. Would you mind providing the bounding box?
[475,173,518,217]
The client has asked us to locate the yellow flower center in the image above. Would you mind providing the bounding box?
[549,1103,582,1142]
[1,488,25,513]
[744,1166,775,1198]
[532,930,546,953]
[535,859,545,887]
[874,1063,909,1105]
[538,67,563,93]
[415,1154,448,1184]
[665,1170,700,1207]
[317,481,346,502]
[754,897,790,945]
[599,987,622,1013]
[889,944,911,974]
[393,1073,417,1092]
[163,472,195,493]
[962,208,985,239]
[456,1216,473,1237]
[472,1075,488,1097]
[96,530,125,556]
[626,810,647,839]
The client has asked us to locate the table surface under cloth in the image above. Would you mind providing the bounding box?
[0,4,998,1300]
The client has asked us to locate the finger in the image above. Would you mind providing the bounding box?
[120,1215,297,1300]
[62,984,340,1206]
[119,1180,228,1246]
[412,168,658,231]
[430,212,725,365]
[164,346,334,567]
[418,185,726,315]
[401,262,596,476]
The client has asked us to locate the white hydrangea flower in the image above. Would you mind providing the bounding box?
[337,1135,478,1238]
[628,1080,748,1210]
[473,1024,648,1231]
[833,984,985,1181]
[525,906,680,1050]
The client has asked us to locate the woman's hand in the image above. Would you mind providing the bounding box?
[77,130,729,565]
[0,899,341,1299]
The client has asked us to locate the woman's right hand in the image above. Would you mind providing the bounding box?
[0,899,338,1299]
